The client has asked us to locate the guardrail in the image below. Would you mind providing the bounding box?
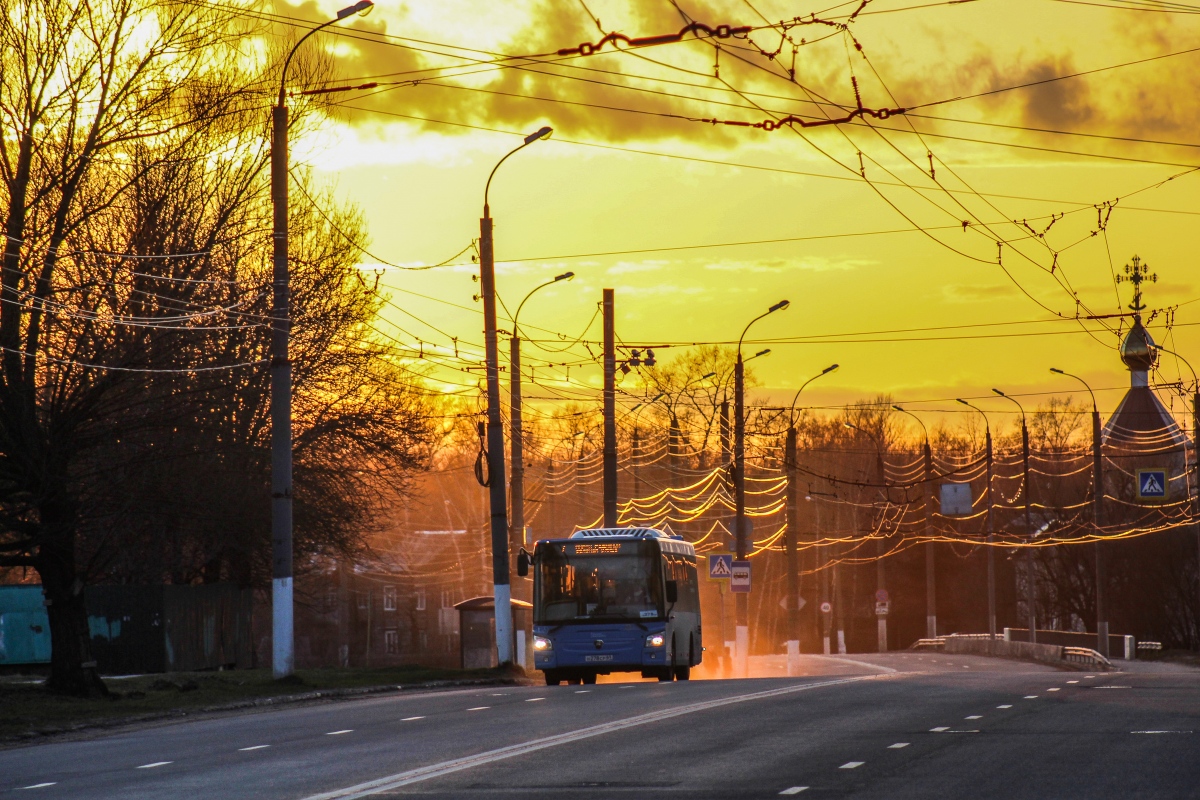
[913,638,945,650]
[1063,646,1112,670]
[1137,641,1163,651]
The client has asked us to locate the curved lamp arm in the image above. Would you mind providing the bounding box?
[891,404,927,446]
[956,398,990,439]
[1049,367,1097,415]
[513,271,573,338]
[991,388,1026,429]
[789,363,839,426]
[738,299,790,355]
[484,126,553,217]
[278,1,374,107]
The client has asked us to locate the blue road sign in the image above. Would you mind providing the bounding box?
[1137,469,1168,500]
[708,553,734,581]
[731,561,751,593]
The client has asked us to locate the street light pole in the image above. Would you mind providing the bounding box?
[783,364,838,675]
[994,389,1036,644]
[958,399,995,638]
[846,420,889,652]
[1050,368,1108,656]
[480,125,553,666]
[270,0,373,680]
[510,271,573,564]
[894,405,935,639]
[734,300,789,677]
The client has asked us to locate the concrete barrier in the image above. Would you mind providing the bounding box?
[942,636,1066,667]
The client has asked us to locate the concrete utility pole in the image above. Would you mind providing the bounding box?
[1050,368,1107,656]
[894,405,935,639]
[603,289,617,527]
[270,0,373,680]
[994,389,1036,643]
[480,125,552,665]
[958,399,995,638]
[784,428,800,674]
[510,271,572,595]
[846,419,887,652]
[733,300,789,676]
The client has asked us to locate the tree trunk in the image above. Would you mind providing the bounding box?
[37,501,107,697]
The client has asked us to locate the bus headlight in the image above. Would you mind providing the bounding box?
[645,633,665,648]
[533,635,553,652]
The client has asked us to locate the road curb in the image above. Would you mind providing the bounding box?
[3,675,536,749]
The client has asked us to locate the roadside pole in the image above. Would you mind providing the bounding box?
[785,427,801,675]
[602,289,617,528]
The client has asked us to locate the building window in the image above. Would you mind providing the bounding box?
[416,589,427,611]
[383,585,397,611]
[356,591,368,610]
[441,590,452,608]
[384,629,399,654]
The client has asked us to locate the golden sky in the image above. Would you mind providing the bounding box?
[282,0,1200,432]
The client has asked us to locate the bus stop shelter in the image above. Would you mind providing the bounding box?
[455,596,531,670]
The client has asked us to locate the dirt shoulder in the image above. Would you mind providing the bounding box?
[0,665,533,747]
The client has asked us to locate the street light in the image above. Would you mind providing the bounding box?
[480,125,554,666]
[733,299,789,676]
[1049,367,1108,656]
[993,388,1037,644]
[781,363,838,675]
[269,0,374,680]
[509,271,574,585]
[893,404,937,639]
[957,398,996,638]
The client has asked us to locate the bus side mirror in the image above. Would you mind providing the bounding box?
[665,580,678,605]
[516,551,530,577]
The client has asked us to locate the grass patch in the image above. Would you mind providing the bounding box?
[0,664,521,744]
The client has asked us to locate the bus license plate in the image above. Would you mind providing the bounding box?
[585,655,614,662]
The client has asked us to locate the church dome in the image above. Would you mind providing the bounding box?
[1120,316,1157,372]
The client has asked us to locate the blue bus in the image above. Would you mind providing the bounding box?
[517,527,702,685]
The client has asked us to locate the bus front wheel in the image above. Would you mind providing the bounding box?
[544,671,562,686]
[673,664,691,681]
[582,673,597,685]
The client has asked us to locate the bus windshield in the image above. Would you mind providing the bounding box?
[535,540,663,624]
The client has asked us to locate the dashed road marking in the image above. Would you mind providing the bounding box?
[1085,675,1095,679]
[887,743,909,749]
[1067,680,1079,684]
[1047,688,1060,692]
[467,707,490,711]
[326,730,354,735]
[574,690,590,694]
[239,745,270,751]
[1024,695,1038,699]
[839,762,864,769]
[930,727,949,732]
[525,698,545,702]
[401,717,424,721]
[779,787,809,795]
[965,715,982,720]
[19,784,56,790]
[136,762,172,769]
[1131,730,1193,734]
[997,704,1012,709]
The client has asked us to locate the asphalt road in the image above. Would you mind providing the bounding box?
[3,653,1198,799]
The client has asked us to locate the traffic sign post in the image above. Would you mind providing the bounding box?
[731,560,751,593]
[1136,469,1168,501]
[708,553,733,581]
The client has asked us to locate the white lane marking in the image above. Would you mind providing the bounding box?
[887,743,909,749]
[1024,695,1038,699]
[239,745,270,751]
[619,686,634,689]
[997,705,1012,709]
[1047,688,1060,692]
[965,715,982,720]
[812,655,898,674]
[930,727,949,732]
[136,762,172,769]
[20,784,57,790]
[779,787,809,795]
[326,730,353,736]
[575,690,590,694]
[840,762,865,769]
[1067,680,1079,684]
[467,707,490,711]
[402,717,424,721]
[1085,675,1095,679]
[1132,730,1193,734]
[1093,686,1131,690]
[489,693,509,697]
[962,665,970,669]
[298,675,882,800]
[525,698,545,702]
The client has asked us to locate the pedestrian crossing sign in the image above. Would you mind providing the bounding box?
[708,553,734,581]
[1136,469,1168,501]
